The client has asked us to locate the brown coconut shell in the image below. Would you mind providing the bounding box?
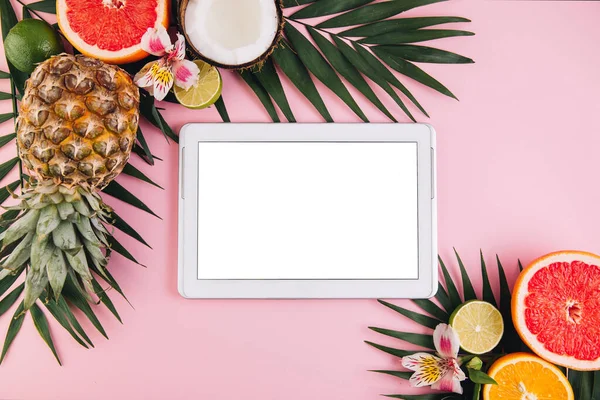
[178,0,284,70]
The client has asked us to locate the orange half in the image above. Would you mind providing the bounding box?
[57,0,169,64]
[483,353,573,400]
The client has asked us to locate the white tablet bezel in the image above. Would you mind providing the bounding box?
[178,123,437,298]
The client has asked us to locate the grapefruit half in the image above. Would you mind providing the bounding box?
[513,250,600,370]
[57,0,169,64]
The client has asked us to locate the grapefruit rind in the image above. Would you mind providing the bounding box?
[56,0,169,64]
[482,353,574,400]
[512,250,600,371]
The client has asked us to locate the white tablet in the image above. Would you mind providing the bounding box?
[178,123,437,298]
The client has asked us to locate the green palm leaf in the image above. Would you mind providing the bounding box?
[371,370,412,380]
[107,236,145,267]
[439,256,461,310]
[0,267,23,298]
[359,29,474,45]
[569,370,593,399]
[43,299,89,348]
[215,96,230,122]
[110,211,151,248]
[285,23,368,121]
[433,281,453,314]
[309,28,395,121]
[454,248,477,301]
[271,43,332,122]
[0,157,18,181]
[135,127,154,166]
[333,36,414,121]
[62,278,108,339]
[92,278,122,323]
[121,163,163,189]
[30,303,61,365]
[353,43,429,117]
[0,301,25,364]
[316,0,447,28]
[103,180,161,219]
[0,133,15,148]
[26,0,56,13]
[0,283,23,317]
[57,296,94,347]
[365,340,422,358]
[369,327,434,349]
[239,70,280,122]
[373,45,474,64]
[378,299,440,329]
[372,47,457,99]
[592,371,600,399]
[412,298,449,321]
[480,250,497,307]
[0,112,14,124]
[251,58,296,122]
[290,0,374,19]
[339,16,471,37]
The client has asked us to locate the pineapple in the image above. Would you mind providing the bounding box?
[0,54,140,310]
[17,54,139,189]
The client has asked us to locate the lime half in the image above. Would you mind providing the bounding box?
[174,60,222,109]
[449,300,504,355]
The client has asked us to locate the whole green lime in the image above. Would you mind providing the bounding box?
[4,19,64,73]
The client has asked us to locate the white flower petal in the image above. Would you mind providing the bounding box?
[172,33,186,61]
[431,369,464,394]
[402,353,447,387]
[433,323,460,359]
[172,59,199,90]
[141,27,172,56]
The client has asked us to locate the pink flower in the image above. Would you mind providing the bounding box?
[134,27,199,101]
[401,324,467,394]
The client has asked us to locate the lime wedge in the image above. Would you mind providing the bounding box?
[174,60,222,109]
[449,300,504,355]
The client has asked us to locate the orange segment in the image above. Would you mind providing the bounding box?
[483,353,573,400]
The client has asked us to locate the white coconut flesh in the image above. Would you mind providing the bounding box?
[185,0,280,68]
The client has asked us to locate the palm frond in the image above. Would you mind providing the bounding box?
[236,0,472,122]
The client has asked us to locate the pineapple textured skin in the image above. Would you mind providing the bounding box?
[16,54,139,189]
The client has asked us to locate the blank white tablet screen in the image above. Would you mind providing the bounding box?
[197,142,418,280]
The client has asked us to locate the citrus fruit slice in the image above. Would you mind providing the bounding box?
[482,353,574,400]
[174,60,222,109]
[513,250,600,370]
[57,0,169,64]
[449,300,503,354]
[4,19,63,73]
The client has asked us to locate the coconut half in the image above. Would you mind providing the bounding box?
[180,0,283,69]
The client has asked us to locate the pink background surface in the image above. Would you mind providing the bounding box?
[1,0,600,399]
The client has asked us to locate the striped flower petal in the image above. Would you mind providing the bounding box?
[431,363,465,394]
[133,61,157,89]
[141,27,173,57]
[402,353,447,387]
[433,323,460,359]
[172,33,186,61]
[172,59,199,90]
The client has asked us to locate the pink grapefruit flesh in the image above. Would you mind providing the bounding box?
[57,0,169,64]
[513,251,600,370]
